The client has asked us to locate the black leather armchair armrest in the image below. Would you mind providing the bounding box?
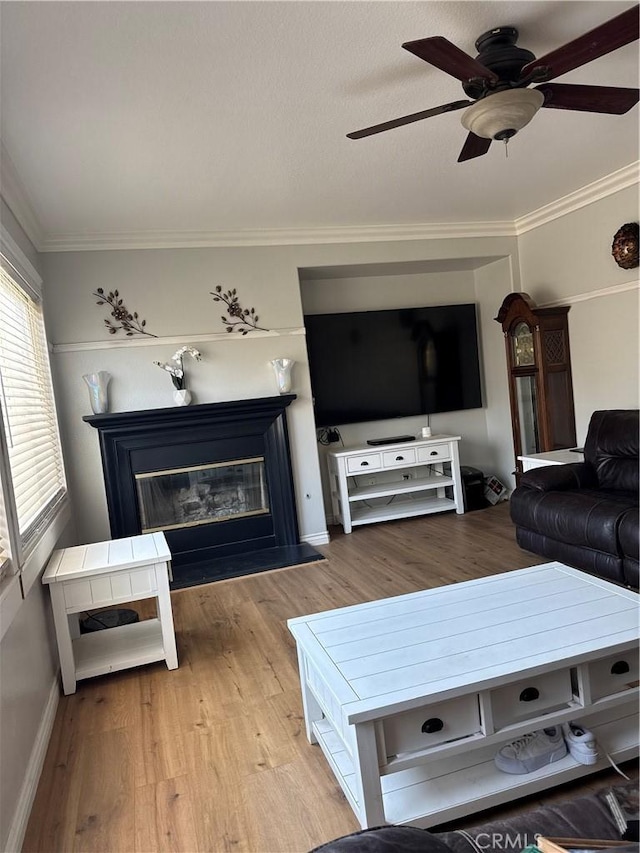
[519,461,598,492]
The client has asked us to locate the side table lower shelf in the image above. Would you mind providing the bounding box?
[73,619,167,680]
[313,707,639,828]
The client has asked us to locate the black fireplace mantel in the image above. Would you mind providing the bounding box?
[84,395,296,432]
[84,396,305,585]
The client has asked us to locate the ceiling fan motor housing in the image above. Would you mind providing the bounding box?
[463,26,537,98]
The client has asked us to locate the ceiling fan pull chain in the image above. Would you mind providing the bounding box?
[504,138,509,159]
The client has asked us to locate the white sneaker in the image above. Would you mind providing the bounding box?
[495,726,567,774]
[562,721,599,765]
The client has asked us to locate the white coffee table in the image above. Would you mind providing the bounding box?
[288,563,639,829]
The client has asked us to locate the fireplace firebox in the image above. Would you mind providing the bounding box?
[135,457,270,533]
[84,396,320,588]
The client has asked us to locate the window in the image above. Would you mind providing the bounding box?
[0,230,68,594]
[0,473,11,576]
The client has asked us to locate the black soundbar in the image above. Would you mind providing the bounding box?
[367,435,415,446]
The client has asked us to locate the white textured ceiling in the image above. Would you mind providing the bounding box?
[1,1,638,246]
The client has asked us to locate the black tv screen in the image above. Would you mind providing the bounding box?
[304,304,482,427]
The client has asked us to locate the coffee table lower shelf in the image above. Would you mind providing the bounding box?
[312,710,639,828]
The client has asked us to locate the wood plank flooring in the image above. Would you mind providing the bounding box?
[23,504,638,852]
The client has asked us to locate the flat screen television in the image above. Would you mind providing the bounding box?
[304,304,482,427]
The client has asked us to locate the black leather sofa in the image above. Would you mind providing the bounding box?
[310,780,638,852]
[510,409,639,590]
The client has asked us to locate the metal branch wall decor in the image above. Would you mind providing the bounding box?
[92,285,267,339]
[93,288,157,337]
[211,285,269,335]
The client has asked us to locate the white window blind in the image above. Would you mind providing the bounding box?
[0,479,10,575]
[0,263,67,556]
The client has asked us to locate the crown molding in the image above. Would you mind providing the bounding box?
[4,151,637,252]
[40,220,517,252]
[0,142,45,251]
[540,280,639,309]
[515,161,640,235]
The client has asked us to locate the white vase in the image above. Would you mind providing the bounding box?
[173,389,192,406]
[83,371,111,414]
[270,358,295,394]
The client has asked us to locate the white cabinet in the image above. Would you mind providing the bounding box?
[328,435,464,533]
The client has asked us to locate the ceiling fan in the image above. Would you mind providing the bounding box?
[347,4,640,162]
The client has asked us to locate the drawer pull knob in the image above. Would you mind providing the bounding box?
[360,461,369,467]
[611,660,630,675]
[395,455,404,461]
[430,451,438,456]
[421,718,444,734]
[519,687,539,702]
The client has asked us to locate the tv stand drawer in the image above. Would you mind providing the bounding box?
[383,448,417,468]
[346,452,382,473]
[417,444,450,463]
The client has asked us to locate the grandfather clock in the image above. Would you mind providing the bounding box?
[496,292,576,475]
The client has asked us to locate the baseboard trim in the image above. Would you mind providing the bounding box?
[301,531,330,547]
[5,676,60,853]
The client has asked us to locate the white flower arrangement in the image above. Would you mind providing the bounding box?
[154,346,202,390]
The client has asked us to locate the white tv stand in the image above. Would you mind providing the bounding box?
[327,435,464,534]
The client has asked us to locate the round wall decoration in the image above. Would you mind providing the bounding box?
[611,222,639,270]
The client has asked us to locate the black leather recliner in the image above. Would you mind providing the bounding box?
[510,409,639,590]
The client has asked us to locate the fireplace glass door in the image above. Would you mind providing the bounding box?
[135,456,269,533]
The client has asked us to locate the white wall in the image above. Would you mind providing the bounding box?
[0,206,71,853]
[0,583,59,852]
[3,175,637,851]
[43,245,329,547]
[42,236,520,546]
[300,267,512,515]
[474,256,521,484]
[300,270,485,445]
[517,184,639,442]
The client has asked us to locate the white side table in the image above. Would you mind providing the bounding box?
[519,448,584,472]
[43,532,178,695]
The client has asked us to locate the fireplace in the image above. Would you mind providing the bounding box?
[84,396,321,588]
[135,457,270,533]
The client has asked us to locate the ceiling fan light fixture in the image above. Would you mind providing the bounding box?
[461,88,545,140]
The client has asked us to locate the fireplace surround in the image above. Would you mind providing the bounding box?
[84,396,321,588]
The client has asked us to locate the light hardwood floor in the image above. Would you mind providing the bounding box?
[23,503,637,852]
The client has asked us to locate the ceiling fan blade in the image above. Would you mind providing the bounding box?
[402,36,499,84]
[346,99,471,139]
[521,4,640,82]
[537,83,640,114]
[457,132,492,162]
